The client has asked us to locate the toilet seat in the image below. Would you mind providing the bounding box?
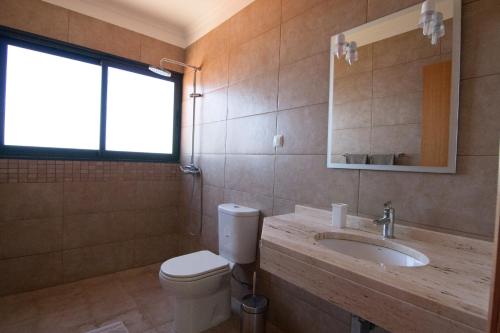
[160,250,230,282]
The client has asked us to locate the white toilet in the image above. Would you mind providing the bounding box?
[159,203,260,333]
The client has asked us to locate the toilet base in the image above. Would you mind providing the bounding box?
[174,284,231,333]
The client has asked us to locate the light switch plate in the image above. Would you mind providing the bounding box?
[273,134,284,148]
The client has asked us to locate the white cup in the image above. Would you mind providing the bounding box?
[331,203,348,228]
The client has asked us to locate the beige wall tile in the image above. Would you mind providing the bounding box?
[63,241,135,282]
[63,212,137,249]
[274,155,359,211]
[182,68,196,102]
[440,19,454,55]
[0,0,69,41]
[372,27,441,70]
[63,182,137,215]
[133,208,178,238]
[272,198,296,216]
[139,35,185,72]
[277,104,329,155]
[371,124,421,155]
[228,0,281,48]
[0,253,62,296]
[359,156,498,237]
[372,57,432,98]
[195,87,228,125]
[278,52,330,110]
[0,183,63,222]
[334,71,373,105]
[202,185,225,218]
[68,12,141,61]
[179,172,201,212]
[372,93,421,127]
[194,121,227,154]
[200,215,218,253]
[187,21,230,65]
[367,0,421,21]
[224,189,274,217]
[228,71,279,119]
[180,126,194,156]
[319,311,351,333]
[280,0,367,66]
[135,181,180,209]
[196,154,226,188]
[262,276,323,333]
[262,270,352,326]
[226,112,277,154]
[177,233,202,256]
[229,27,280,84]
[133,234,178,267]
[281,0,324,22]
[333,100,372,130]
[331,128,371,155]
[0,217,62,258]
[461,0,500,78]
[199,53,229,94]
[181,101,193,128]
[225,155,275,196]
[459,75,500,156]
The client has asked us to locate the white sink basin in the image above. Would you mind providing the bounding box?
[315,232,429,267]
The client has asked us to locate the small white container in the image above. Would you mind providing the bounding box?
[331,203,348,228]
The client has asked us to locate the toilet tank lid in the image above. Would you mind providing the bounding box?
[218,203,259,217]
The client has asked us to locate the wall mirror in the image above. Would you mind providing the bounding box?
[327,0,461,173]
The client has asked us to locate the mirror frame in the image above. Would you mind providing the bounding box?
[327,0,461,173]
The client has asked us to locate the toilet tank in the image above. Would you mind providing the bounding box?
[218,203,259,264]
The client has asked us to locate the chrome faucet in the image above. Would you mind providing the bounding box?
[373,201,395,238]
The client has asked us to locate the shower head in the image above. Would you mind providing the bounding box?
[159,58,201,72]
[148,58,200,77]
[148,65,172,77]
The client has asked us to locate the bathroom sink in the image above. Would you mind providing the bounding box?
[315,232,429,267]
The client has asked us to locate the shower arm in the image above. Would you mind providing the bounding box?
[159,58,200,71]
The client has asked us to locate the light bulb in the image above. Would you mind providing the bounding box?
[419,0,436,36]
[345,41,358,66]
[334,34,346,59]
[429,11,445,45]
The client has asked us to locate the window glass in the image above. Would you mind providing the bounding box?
[4,45,101,149]
[105,66,175,154]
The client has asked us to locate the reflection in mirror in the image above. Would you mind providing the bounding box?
[327,0,460,173]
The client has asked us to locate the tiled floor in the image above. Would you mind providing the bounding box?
[0,263,281,333]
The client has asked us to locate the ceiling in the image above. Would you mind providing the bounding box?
[43,0,254,48]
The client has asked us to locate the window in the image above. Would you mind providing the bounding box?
[106,67,175,154]
[4,45,102,150]
[0,27,181,162]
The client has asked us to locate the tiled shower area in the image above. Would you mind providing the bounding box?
[0,160,180,296]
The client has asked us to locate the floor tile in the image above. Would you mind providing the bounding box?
[0,263,283,333]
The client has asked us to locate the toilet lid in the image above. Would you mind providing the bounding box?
[160,250,230,279]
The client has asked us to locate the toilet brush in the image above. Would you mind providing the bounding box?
[252,271,256,296]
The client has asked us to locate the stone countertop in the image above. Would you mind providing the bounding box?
[260,205,493,332]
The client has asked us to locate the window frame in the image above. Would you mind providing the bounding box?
[0,25,182,163]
